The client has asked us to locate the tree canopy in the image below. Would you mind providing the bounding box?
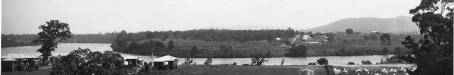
[380,33,391,45]
[345,28,354,34]
[404,0,453,75]
[33,20,72,61]
[50,48,126,75]
[285,45,308,57]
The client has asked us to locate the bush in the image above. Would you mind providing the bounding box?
[308,62,317,65]
[285,45,308,57]
[50,48,126,75]
[361,60,372,65]
[317,58,328,65]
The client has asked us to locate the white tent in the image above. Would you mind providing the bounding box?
[153,55,177,62]
[2,53,38,58]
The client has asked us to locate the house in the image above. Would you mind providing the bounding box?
[1,53,40,72]
[153,55,178,70]
[2,58,17,72]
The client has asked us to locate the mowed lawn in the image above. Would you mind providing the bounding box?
[167,65,330,75]
[1,68,51,75]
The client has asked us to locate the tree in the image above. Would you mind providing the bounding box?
[167,40,175,50]
[324,33,336,43]
[403,0,453,75]
[251,54,266,66]
[380,33,391,45]
[338,48,347,56]
[285,45,308,57]
[33,20,72,62]
[111,30,129,52]
[382,47,389,55]
[145,31,153,38]
[345,28,354,34]
[317,58,328,65]
[265,51,272,58]
[190,46,198,57]
[394,47,403,55]
[204,57,212,65]
[219,45,232,57]
[50,48,126,75]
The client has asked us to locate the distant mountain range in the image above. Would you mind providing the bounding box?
[306,16,419,34]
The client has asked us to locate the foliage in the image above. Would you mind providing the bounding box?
[50,48,126,75]
[361,60,372,65]
[1,34,39,47]
[380,33,391,45]
[2,33,118,48]
[394,47,404,55]
[405,0,453,75]
[168,40,175,50]
[285,45,308,57]
[316,58,328,65]
[119,29,297,43]
[345,28,354,35]
[183,58,194,65]
[250,54,266,66]
[33,20,72,62]
[324,33,336,43]
[265,51,272,58]
[204,57,213,65]
[190,46,199,57]
[219,45,233,57]
[381,47,389,55]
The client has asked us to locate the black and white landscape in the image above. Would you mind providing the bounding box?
[1,0,452,75]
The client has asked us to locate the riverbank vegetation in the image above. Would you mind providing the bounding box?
[109,29,419,58]
[49,48,127,75]
[1,33,118,48]
[401,0,453,74]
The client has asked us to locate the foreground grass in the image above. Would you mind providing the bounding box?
[1,68,51,75]
[167,65,309,75]
[1,65,413,75]
[166,65,413,75]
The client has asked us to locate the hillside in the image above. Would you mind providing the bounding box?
[307,16,418,34]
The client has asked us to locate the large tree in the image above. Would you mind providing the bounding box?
[403,0,453,75]
[33,20,72,62]
[50,48,126,75]
[380,33,391,45]
[167,40,175,50]
[285,45,308,57]
[190,46,198,57]
[345,28,354,34]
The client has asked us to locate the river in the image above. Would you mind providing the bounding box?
[2,43,397,65]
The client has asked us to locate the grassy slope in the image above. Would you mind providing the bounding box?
[168,65,305,75]
[159,39,289,57]
[131,33,420,57]
[167,65,413,75]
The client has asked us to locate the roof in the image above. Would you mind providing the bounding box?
[2,53,38,59]
[2,58,17,61]
[123,56,139,59]
[153,55,177,62]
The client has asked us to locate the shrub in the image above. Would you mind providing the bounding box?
[285,45,308,57]
[50,48,126,75]
[317,58,328,65]
[361,60,372,65]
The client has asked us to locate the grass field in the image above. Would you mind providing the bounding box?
[119,32,420,58]
[166,65,413,75]
[1,68,51,75]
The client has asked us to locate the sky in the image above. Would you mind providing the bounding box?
[2,0,420,34]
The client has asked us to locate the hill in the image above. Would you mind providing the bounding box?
[307,16,418,34]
